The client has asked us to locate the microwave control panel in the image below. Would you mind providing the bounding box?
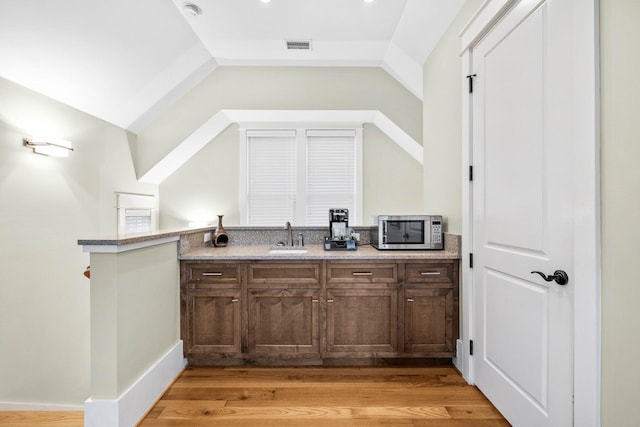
[431,220,442,246]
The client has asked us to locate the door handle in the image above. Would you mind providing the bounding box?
[531,270,569,285]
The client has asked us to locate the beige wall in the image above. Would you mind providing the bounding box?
[138,66,423,177]
[422,0,483,234]
[90,243,180,397]
[153,67,425,228]
[600,1,640,426]
[0,77,157,406]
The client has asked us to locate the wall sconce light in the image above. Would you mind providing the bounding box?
[23,137,74,157]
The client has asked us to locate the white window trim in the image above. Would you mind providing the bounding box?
[239,125,363,226]
[115,192,158,235]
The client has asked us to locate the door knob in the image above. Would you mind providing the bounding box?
[531,270,569,285]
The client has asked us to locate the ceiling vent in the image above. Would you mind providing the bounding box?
[286,40,312,50]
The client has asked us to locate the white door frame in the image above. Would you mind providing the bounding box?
[459,1,601,426]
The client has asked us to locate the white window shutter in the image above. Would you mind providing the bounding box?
[306,130,356,226]
[246,132,297,226]
[243,128,359,226]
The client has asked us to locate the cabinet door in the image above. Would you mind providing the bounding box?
[404,287,454,355]
[185,289,241,356]
[248,289,320,357]
[326,288,398,354]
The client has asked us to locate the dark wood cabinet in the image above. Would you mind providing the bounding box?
[326,287,397,354]
[181,257,459,365]
[181,262,244,364]
[247,261,321,361]
[401,260,459,356]
[325,260,399,355]
[248,288,320,359]
[186,289,242,354]
[403,287,455,354]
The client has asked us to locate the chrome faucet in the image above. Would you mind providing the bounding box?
[285,221,293,247]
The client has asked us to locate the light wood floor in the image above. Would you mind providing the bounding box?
[0,365,510,427]
[140,365,510,427]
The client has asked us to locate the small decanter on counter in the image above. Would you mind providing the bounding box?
[212,214,229,247]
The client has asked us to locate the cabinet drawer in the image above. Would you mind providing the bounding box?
[248,262,320,287]
[185,263,242,287]
[326,262,398,284]
[405,262,453,284]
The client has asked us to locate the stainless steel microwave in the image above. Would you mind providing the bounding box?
[372,215,443,250]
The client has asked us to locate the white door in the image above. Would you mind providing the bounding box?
[471,1,574,426]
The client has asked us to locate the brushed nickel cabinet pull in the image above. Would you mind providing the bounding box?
[407,298,414,302]
[312,299,319,303]
[327,299,334,303]
[352,272,373,276]
[420,272,440,276]
[202,272,223,276]
[231,298,239,302]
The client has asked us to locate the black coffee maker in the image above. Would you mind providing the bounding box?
[324,208,356,251]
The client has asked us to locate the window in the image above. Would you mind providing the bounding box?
[240,127,362,226]
[116,193,157,234]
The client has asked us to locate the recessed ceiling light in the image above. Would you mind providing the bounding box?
[260,0,271,3]
[182,3,202,17]
[364,0,374,3]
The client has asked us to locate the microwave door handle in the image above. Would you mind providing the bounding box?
[382,222,387,244]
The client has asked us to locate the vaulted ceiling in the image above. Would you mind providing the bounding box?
[0,0,464,133]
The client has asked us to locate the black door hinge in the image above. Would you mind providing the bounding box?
[466,74,477,93]
[469,253,474,268]
[470,340,474,356]
[469,165,473,181]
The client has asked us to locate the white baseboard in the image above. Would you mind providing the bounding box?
[84,340,186,427]
[453,338,463,373]
[0,402,84,411]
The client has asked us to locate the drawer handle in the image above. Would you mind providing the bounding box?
[202,272,223,276]
[231,298,239,302]
[352,272,373,276]
[312,299,319,303]
[407,298,414,302]
[420,272,441,276]
[327,299,334,303]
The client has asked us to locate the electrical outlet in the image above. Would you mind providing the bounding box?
[203,233,211,243]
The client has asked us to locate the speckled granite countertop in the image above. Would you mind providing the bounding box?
[79,227,460,260]
[77,228,211,247]
[179,243,460,261]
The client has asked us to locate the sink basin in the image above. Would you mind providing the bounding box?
[268,248,308,255]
